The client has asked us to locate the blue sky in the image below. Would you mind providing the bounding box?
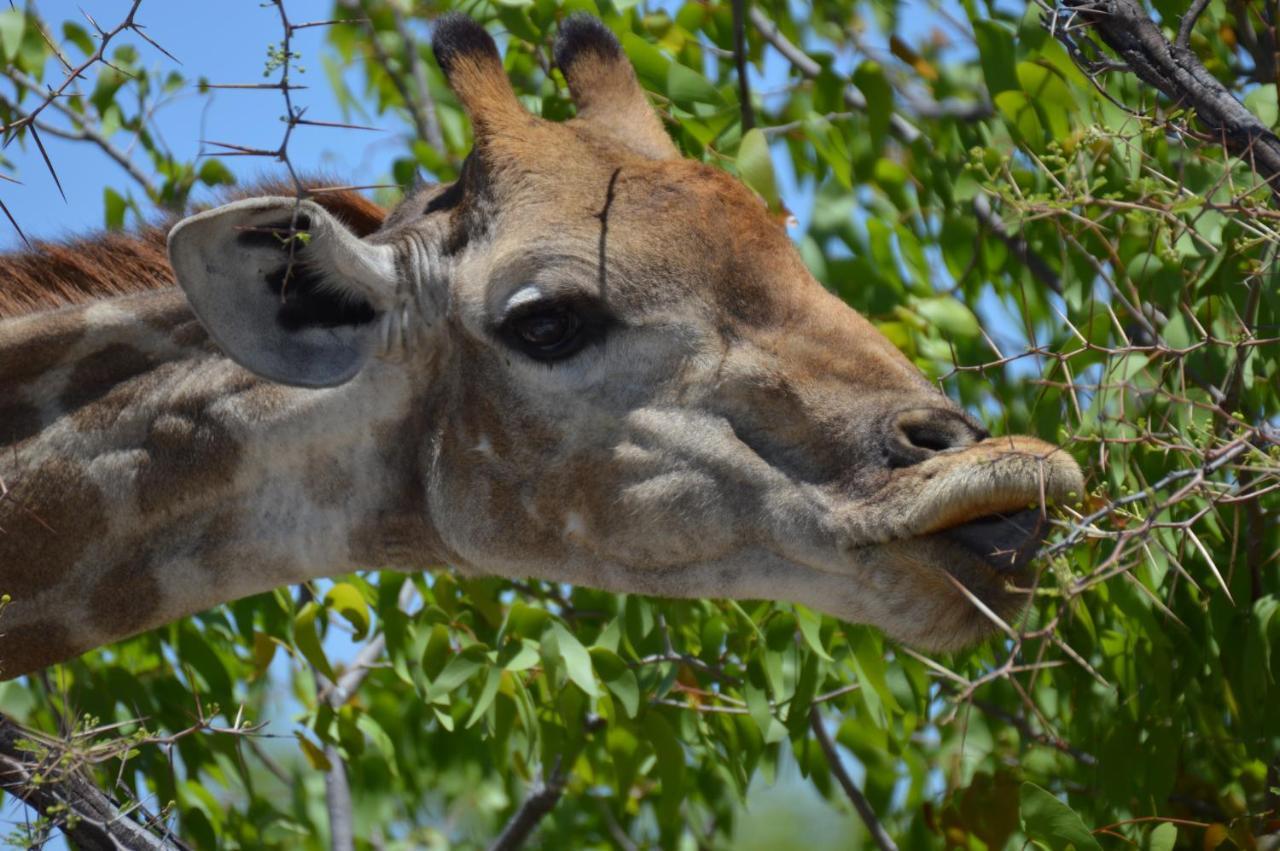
[0,1,406,248]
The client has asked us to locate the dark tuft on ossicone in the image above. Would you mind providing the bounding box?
[554,13,623,73]
[431,12,500,76]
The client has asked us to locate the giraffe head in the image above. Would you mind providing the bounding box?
[167,14,1082,651]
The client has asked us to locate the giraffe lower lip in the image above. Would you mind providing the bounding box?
[939,509,1048,575]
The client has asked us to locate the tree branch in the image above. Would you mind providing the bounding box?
[486,759,569,851]
[0,713,190,851]
[730,0,756,131]
[312,581,416,851]
[748,8,990,143]
[336,1,446,157]
[808,707,898,851]
[323,744,355,851]
[973,194,1064,295]
[1176,0,1212,49]
[1063,0,1280,199]
[0,81,159,200]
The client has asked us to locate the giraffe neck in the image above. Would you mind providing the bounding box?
[0,288,441,678]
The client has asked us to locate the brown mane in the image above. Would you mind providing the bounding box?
[0,181,387,320]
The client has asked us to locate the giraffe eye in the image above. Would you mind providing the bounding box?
[503,304,588,360]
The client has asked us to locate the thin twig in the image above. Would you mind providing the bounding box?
[808,706,899,851]
[1177,0,1213,50]
[730,0,755,131]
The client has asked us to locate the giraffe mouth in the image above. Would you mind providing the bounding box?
[937,508,1049,577]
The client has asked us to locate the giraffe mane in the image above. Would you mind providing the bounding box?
[0,178,387,320]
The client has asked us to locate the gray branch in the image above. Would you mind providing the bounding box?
[324,744,355,851]
[748,8,991,143]
[0,78,160,200]
[0,713,190,851]
[973,194,1064,295]
[487,760,568,851]
[808,707,899,851]
[1063,0,1280,198]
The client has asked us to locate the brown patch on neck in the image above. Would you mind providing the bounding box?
[0,458,108,600]
[89,556,162,638]
[136,391,245,517]
[0,180,387,320]
[0,619,74,680]
[59,342,157,414]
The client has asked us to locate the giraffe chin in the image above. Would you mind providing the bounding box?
[889,508,1063,652]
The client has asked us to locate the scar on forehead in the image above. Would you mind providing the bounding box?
[595,167,621,296]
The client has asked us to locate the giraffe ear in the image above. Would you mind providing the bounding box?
[433,14,530,141]
[555,15,678,160]
[167,197,399,388]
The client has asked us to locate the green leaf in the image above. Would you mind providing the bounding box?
[0,11,24,62]
[61,21,93,56]
[994,90,1046,146]
[1146,823,1176,851]
[1244,83,1278,129]
[355,714,400,778]
[294,601,335,681]
[1019,782,1102,851]
[550,622,599,698]
[642,712,685,826]
[666,62,721,109]
[737,128,781,212]
[466,667,503,728]
[295,731,332,772]
[852,60,892,151]
[913,295,980,338]
[198,158,236,188]
[621,33,670,91]
[429,646,487,700]
[795,606,833,661]
[973,20,1017,95]
[103,187,127,230]
[499,638,541,672]
[1016,61,1076,138]
[324,582,370,640]
[590,647,639,718]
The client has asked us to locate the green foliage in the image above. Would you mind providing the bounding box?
[3,0,1279,848]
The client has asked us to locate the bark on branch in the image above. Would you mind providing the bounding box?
[808,707,899,851]
[0,713,190,851]
[486,760,569,851]
[1063,0,1280,198]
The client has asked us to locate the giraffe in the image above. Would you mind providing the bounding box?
[0,14,1083,680]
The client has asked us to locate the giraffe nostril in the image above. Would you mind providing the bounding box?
[900,422,956,453]
[887,408,987,468]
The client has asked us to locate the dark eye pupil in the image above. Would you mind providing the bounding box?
[516,310,578,348]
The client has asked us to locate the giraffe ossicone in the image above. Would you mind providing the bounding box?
[0,13,1083,680]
